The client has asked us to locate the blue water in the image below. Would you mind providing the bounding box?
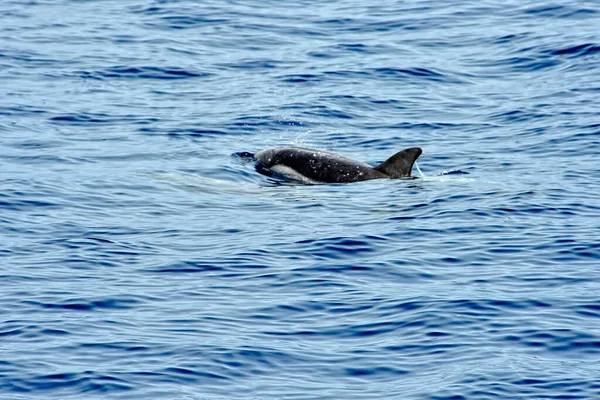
[2,0,600,399]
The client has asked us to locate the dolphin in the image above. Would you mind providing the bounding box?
[249,146,422,184]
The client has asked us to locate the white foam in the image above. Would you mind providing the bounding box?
[414,161,424,177]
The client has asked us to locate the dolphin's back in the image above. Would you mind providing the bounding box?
[255,147,386,183]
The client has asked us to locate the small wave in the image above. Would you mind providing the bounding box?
[372,67,443,79]
[217,59,284,70]
[165,128,230,138]
[504,56,561,72]
[290,236,383,260]
[6,371,132,393]
[50,113,159,125]
[439,170,470,176]
[549,43,600,57]
[279,73,320,83]
[488,109,550,123]
[0,197,60,211]
[22,297,139,311]
[301,105,355,119]
[82,66,212,80]
[158,15,229,29]
[523,4,597,18]
[50,114,109,124]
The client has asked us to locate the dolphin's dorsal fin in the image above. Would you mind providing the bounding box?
[374,147,422,178]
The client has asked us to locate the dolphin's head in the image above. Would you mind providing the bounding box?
[255,148,281,168]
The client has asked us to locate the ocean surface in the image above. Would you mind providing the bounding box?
[2,0,600,399]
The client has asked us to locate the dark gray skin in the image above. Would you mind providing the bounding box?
[254,146,422,184]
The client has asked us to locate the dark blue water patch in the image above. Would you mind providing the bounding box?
[152,262,225,274]
[47,237,159,262]
[368,67,464,83]
[548,43,600,57]
[49,114,108,124]
[315,42,398,57]
[3,139,64,150]
[374,67,443,77]
[500,41,600,74]
[491,40,600,75]
[322,70,371,79]
[279,73,320,83]
[476,204,583,218]
[128,4,168,15]
[50,113,159,125]
[335,43,369,52]
[438,170,470,175]
[314,17,356,26]
[506,56,561,72]
[231,115,276,127]
[124,366,228,385]
[430,395,467,400]
[136,10,231,30]
[21,297,140,311]
[163,128,231,138]
[440,377,600,400]
[523,4,598,18]
[80,66,212,80]
[467,50,564,75]
[324,94,403,106]
[291,236,380,260]
[297,263,375,274]
[3,371,133,393]
[1,323,69,339]
[40,328,69,336]
[198,347,308,377]
[312,14,442,34]
[503,328,600,353]
[488,109,551,123]
[0,105,48,117]
[449,299,553,313]
[348,320,421,338]
[576,304,600,319]
[160,15,229,29]
[0,196,60,211]
[7,153,86,172]
[306,51,336,59]
[528,131,600,157]
[77,342,155,353]
[216,59,285,70]
[0,49,56,66]
[493,32,534,45]
[277,25,329,38]
[358,18,433,33]
[150,260,269,276]
[0,327,24,338]
[86,237,115,244]
[345,366,409,377]
[311,16,378,34]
